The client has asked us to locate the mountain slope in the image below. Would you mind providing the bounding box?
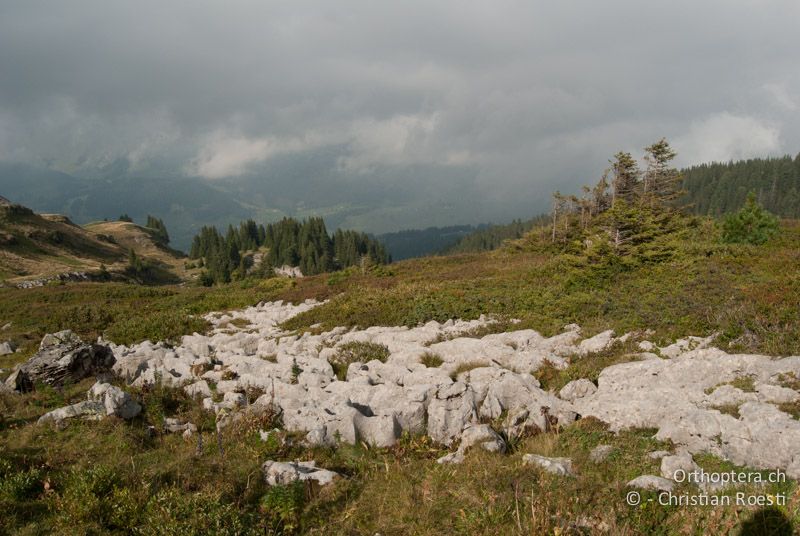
[0,200,183,285]
[0,201,125,282]
[83,220,188,278]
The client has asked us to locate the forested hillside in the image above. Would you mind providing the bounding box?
[443,217,547,254]
[189,217,390,284]
[377,225,479,260]
[446,152,800,258]
[682,153,800,217]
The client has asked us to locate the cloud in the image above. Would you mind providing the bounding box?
[188,132,320,179]
[674,113,782,165]
[0,1,799,225]
[337,113,443,172]
[762,83,798,112]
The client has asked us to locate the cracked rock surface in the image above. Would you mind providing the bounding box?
[20,300,800,482]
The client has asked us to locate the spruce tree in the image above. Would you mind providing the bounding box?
[643,138,683,207]
[722,192,780,245]
[145,215,170,244]
[610,152,640,206]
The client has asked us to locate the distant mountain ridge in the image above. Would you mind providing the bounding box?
[0,161,510,252]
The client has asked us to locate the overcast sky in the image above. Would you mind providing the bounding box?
[1,0,799,209]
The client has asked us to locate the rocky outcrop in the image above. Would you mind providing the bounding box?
[15,272,93,289]
[627,475,675,492]
[29,299,799,484]
[437,423,506,464]
[6,330,115,392]
[274,265,304,278]
[522,454,575,476]
[262,460,339,487]
[0,341,16,355]
[38,381,140,424]
[573,347,800,478]
[427,382,478,446]
[558,379,597,402]
[100,301,594,450]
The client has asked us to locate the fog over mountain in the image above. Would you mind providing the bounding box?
[1,1,799,248]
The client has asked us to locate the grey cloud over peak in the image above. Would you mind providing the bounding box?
[1,0,799,226]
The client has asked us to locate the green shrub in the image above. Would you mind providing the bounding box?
[141,487,255,536]
[105,309,208,345]
[135,376,193,426]
[722,192,780,245]
[260,482,307,534]
[52,465,122,529]
[198,270,215,287]
[420,351,444,368]
[0,462,42,502]
[328,341,390,380]
[290,358,302,384]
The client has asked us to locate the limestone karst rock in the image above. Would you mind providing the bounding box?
[522,454,575,476]
[573,348,800,478]
[262,460,339,487]
[7,330,115,392]
[627,475,675,492]
[29,299,800,483]
[0,341,16,355]
[38,381,140,424]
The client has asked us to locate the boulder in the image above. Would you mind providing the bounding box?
[0,341,16,355]
[577,330,616,356]
[436,451,466,465]
[438,423,506,464]
[638,341,656,352]
[660,450,698,482]
[222,391,246,408]
[164,418,198,435]
[559,379,597,402]
[353,413,401,447]
[37,381,140,423]
[9,330,115,392]
[659,334,717,359]
[262,460,339,487]
[627,475,675,492]
[184,380,213,399]
[39,330,82,350]
[38,400,105,424]
[502,401,577,439]
[88,382,141,419]
[426,382,477,446]
[522,454,575,476]
[459,423,505,454]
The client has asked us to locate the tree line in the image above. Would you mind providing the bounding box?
[189,216,390,285]
[443,217,548,254]
[681,153,800,218]
[377,225,478,260]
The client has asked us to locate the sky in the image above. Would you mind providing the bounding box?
[1,0,799,224]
